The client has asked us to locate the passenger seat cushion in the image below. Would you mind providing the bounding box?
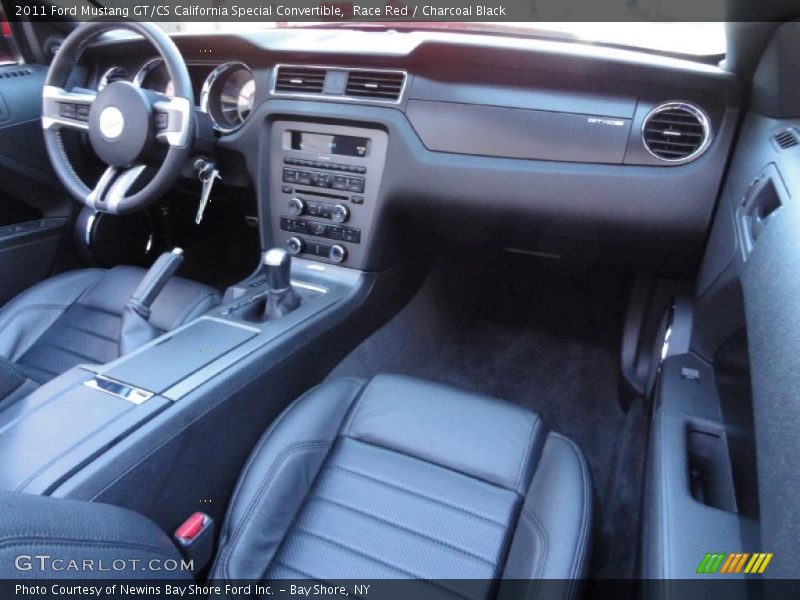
[212,374,593,584]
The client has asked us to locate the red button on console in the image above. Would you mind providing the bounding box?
[175,512,206,541]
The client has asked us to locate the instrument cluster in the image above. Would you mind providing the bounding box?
[98,59,256,133]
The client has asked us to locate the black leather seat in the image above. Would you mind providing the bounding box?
[212,375,592,585]
[0,266,220,393]
[0,375,592,589]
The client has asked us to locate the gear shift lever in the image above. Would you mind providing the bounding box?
[263,248,300,320]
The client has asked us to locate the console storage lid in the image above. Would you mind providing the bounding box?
[100,318,258,393]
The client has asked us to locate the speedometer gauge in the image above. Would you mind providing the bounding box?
[133,58,174,98]
[97,66,128,92]
[201,62,256,133]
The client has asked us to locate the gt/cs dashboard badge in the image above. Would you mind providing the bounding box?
[587,117,626,126]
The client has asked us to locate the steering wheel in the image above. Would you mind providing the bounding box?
[42,21,195,215]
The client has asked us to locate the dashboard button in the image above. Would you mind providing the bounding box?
[343,227,361,243]
[287,197,306,217]
[309,241,331,257]
[329,244,347,263]
[309,222,328,237]
[331,204,349,223]
[347,177,365,193]
[60,103,76,118]
[287,237,304,255]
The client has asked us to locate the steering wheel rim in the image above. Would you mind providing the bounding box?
[42,21,195,215]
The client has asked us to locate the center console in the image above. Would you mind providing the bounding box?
[0,254,368,495]
[269,121,388,269]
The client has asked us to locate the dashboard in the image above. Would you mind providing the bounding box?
[81,29,741,276]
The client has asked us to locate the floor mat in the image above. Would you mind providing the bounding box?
[328,249,647,579]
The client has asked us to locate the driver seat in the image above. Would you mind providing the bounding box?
[0,266,220,394]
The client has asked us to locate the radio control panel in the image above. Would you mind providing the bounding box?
[269,121,388,269]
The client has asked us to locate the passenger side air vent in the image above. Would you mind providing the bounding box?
[274,66,326,94]
[642,102,710,162]
[345,70,405,101]
[773,128,799,150]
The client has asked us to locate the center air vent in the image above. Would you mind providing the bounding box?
[774,128,799,150]
[345,70,405,101]
[642,102,710,163]
[274,66,325,94]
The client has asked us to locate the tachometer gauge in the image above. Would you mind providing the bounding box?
[201,62,256,133]
[235,77,256,122]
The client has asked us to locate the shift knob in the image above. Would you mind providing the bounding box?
[264,248,292,292]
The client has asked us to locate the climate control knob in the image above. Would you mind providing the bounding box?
[331,203,350,224]
[286,237,304,255]
[329,244,347,264]
[287,198,306,217]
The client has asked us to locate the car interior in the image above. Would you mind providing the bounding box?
[0,10,799,595]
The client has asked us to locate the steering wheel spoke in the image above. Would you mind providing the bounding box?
[87,164,147,213]
[42,85,96,132]
[153,96,192,147]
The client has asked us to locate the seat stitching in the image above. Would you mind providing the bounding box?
[308,495,498,566]
[514,414,540,493]
[521,506,549,581]
[218,392,315,541]
[26,340,107,364]
[292,527,474,600]
[220,441,330,581]
[341,377,378,436]
[74,302,124,319]
[0,303,70,335]
[12,360,59,382]
[76,269,116,304]
[328,464,507,528]
[57,320,119,344]
[552,434,591,596]
[218,379,364,544]
[0,356,36,380]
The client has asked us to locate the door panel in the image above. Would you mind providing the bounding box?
[0,62,74,304]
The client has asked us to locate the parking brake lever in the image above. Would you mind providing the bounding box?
[119,248,184,356]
